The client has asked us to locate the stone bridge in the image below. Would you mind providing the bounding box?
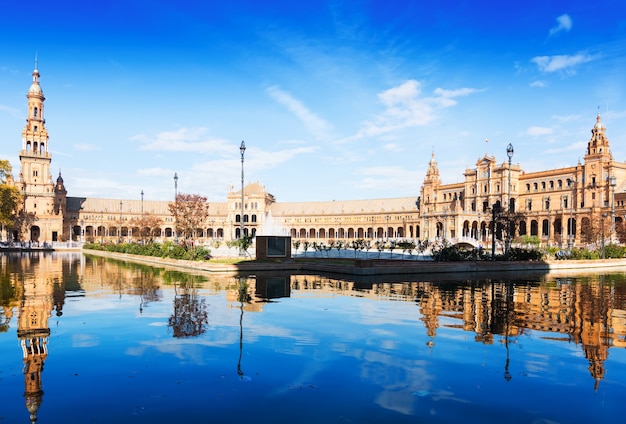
[448,237,482,249]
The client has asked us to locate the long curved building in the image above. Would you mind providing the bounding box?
[6,64,626,249]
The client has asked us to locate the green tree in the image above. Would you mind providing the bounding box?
[0,185,21,230]
[0,160,22,240]
[0,160,12,182]
[235,235,253,258]
[292,239,301,254]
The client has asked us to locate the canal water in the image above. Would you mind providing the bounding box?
[1,252,625,423]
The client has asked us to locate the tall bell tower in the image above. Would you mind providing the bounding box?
[17,58,65,242]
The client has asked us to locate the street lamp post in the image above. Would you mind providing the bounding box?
[385,215,390,240]
[568,180,576,250]
[119,201,123,243]
[141,189,144,242]
[602,213,607,259]
[506,143,514,252]
[610,175,616,242]
[547,205,551,248]
[174,173,178,243]
[491,203,498,259]
[80,219,84,243]
[240,141,246,256]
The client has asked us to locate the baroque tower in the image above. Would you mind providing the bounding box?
[582,113,613,210]
[17,59,66,242]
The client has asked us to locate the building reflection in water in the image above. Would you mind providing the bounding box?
[2,252,626,422]
[18,258,52,424]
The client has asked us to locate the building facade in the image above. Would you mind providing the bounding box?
[5,65,626,249]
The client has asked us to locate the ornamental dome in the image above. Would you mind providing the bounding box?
[29,82,42,95]
[28,69,43,96]
[594,113,604,129]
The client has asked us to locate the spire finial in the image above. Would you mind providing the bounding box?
[35,52,38,71]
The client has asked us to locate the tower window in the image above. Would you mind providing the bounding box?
[33,170,38,177]
[34,107,38,118]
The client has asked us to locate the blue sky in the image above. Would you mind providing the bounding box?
[2,0,626,203]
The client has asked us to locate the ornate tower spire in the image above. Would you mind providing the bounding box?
[586,113,611,159]
[424,150,442,185]
[18,58,64,243]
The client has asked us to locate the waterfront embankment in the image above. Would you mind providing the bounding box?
[82,248,626,277]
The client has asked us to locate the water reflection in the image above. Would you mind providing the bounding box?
[237,276,251,380]
[167,274,208,338]
[1,252,625,422]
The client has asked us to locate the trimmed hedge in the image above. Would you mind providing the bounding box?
[84,241,212,261]
[431,244,544,262]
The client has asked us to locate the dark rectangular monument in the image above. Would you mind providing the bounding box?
[255,236,292,260]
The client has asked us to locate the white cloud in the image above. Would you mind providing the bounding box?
[249,145,318,172]
[0,104,22,119]
[74,143,100,151]
[545,141,587,154]
[267,85,333,139]
[531,53,597,73]
[382,143,403,152]
[344,80,480,142]
[130,128,233,154]
[136,167,172,177]
[552,114,580,123]
[530,80,547,88]
[433,87,481,105]
[526,126,554,136]
[356,166,421,191]
[549,14,572,36]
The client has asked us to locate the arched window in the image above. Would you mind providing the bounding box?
[530,220,538,236]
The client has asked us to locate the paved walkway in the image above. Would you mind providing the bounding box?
[210,245,434,261]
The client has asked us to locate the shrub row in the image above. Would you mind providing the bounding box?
[431,243,625,262]
[430,245,544,262]
[84,241,211,261]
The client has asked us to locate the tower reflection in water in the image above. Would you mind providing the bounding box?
[2,252,626,422]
